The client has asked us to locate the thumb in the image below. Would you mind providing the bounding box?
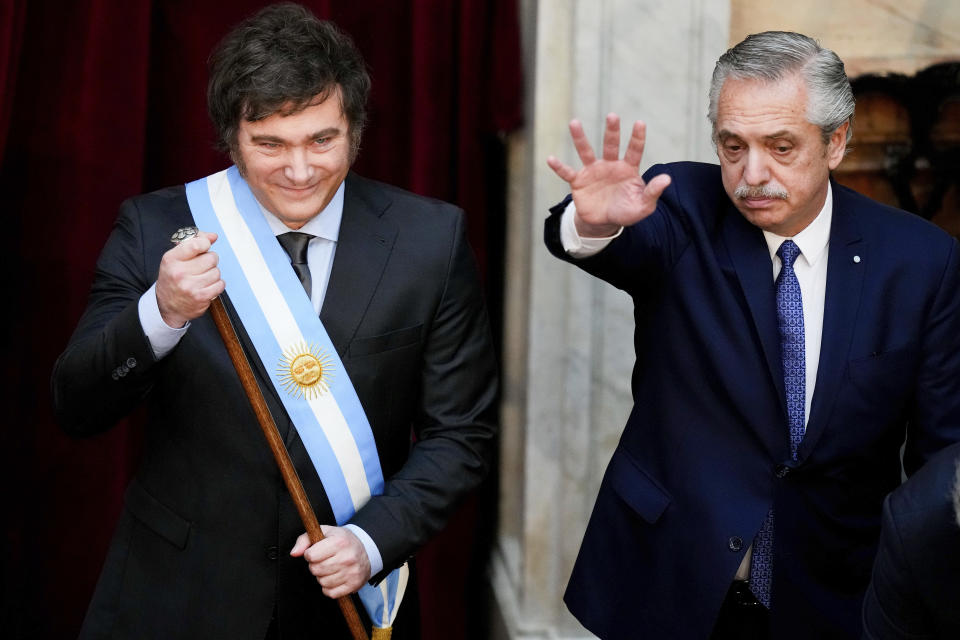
[644,173,672,201]
[289,532,311,557]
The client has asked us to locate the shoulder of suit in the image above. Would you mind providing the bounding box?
[832,181,945,235]
[641,160,720,184]
[124,183,187,207]
[832,181,957,258]
[345,172,463,220]
[890,441,960,518]
[638,161,729,231]
[116,184,191,230]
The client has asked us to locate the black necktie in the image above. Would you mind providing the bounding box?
[277,232,314,298]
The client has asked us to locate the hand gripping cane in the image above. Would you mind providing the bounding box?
[171,226,368,640]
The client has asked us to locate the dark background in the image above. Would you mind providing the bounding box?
[0,1,522,637]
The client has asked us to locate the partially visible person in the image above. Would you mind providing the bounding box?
[862,441,960,639]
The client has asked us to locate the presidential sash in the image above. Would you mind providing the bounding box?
[186,166,407,633]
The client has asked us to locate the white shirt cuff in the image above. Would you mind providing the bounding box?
[559,200,623,258]
[138,283,189,359]
[344,523,383,577]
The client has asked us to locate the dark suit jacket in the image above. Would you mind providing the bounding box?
[52,172,498,639]
[544,162,960,639]
[862,441,960,639]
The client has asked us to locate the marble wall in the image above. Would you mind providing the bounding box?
[492,1,729,637]
[730,0,960,76]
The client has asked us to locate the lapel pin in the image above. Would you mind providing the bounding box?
[853,255,861,264]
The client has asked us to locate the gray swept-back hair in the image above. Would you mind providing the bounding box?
[708,31,854,146]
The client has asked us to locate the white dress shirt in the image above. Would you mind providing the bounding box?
[137,179,384,576]
[560,183,834,581]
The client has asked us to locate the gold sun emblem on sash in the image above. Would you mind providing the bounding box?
[277,342,334,399]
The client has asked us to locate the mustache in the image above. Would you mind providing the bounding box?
[734,185,789,200]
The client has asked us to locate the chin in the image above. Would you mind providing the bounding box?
[736,206,785,233]
[270,205,316,225]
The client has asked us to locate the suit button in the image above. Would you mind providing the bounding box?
[266,545,279,561]
[728,536,743,552]
[775,464,791,478]
[111,371,120,381]
[126,357,138,368]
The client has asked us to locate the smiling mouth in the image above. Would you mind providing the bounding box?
[278,184,317,195]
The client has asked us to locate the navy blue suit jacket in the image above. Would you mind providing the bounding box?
[862,441,960,639]
[545,162,960,639]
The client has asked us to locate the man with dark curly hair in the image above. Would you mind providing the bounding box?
[52,4,498,639]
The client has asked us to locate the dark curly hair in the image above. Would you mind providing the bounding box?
[207,3,371,161]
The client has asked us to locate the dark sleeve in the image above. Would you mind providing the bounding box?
[350,210,498,575]
[904,237,960,474]
[51,197,162,435]
[861,494,931,639]
[542,163,691,296]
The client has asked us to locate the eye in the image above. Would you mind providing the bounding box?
[772,142,793,154]
[722,142,743,157]
[314,137,331,146]
[259,142,281,150]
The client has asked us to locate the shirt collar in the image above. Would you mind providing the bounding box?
[762,181,832,268]
[257,179,345,242]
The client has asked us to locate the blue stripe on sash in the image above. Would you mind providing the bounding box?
[186,167,406,629]
[185,167,383,523]
[224,169,385,500]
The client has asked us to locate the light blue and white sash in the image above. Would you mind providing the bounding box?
[186,166,406,630]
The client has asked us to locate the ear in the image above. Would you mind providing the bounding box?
[826,122,849,170]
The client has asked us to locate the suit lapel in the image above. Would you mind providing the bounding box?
[720,203,786,416]
[799,184,865,459]
[319,173,398,358]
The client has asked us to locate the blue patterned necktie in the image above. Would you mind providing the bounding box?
[750,239,805,608]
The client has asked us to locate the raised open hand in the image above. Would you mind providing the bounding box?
[547,113,671,237]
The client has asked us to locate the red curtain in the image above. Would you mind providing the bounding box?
[0,1,521,637]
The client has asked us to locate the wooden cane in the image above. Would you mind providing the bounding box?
[171,226,368,640]
[208,297,369,640]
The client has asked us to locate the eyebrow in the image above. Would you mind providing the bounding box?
[762,130,795,141]
[716,129,797,142]
[716,130,742,142]
[249,127,343,145]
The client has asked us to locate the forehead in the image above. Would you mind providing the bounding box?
[239,91,347,139]
[715,73,812,139]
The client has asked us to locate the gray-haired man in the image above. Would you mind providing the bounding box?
[545,31,960,639]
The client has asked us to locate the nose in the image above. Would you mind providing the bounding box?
[283,148,314,185]
[742,149,770,186]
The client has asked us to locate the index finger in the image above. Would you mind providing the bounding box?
[169,231,218,259]
[303,538,337,564]
[569,119,597,166]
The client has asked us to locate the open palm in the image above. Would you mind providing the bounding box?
[547,114,670,237]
